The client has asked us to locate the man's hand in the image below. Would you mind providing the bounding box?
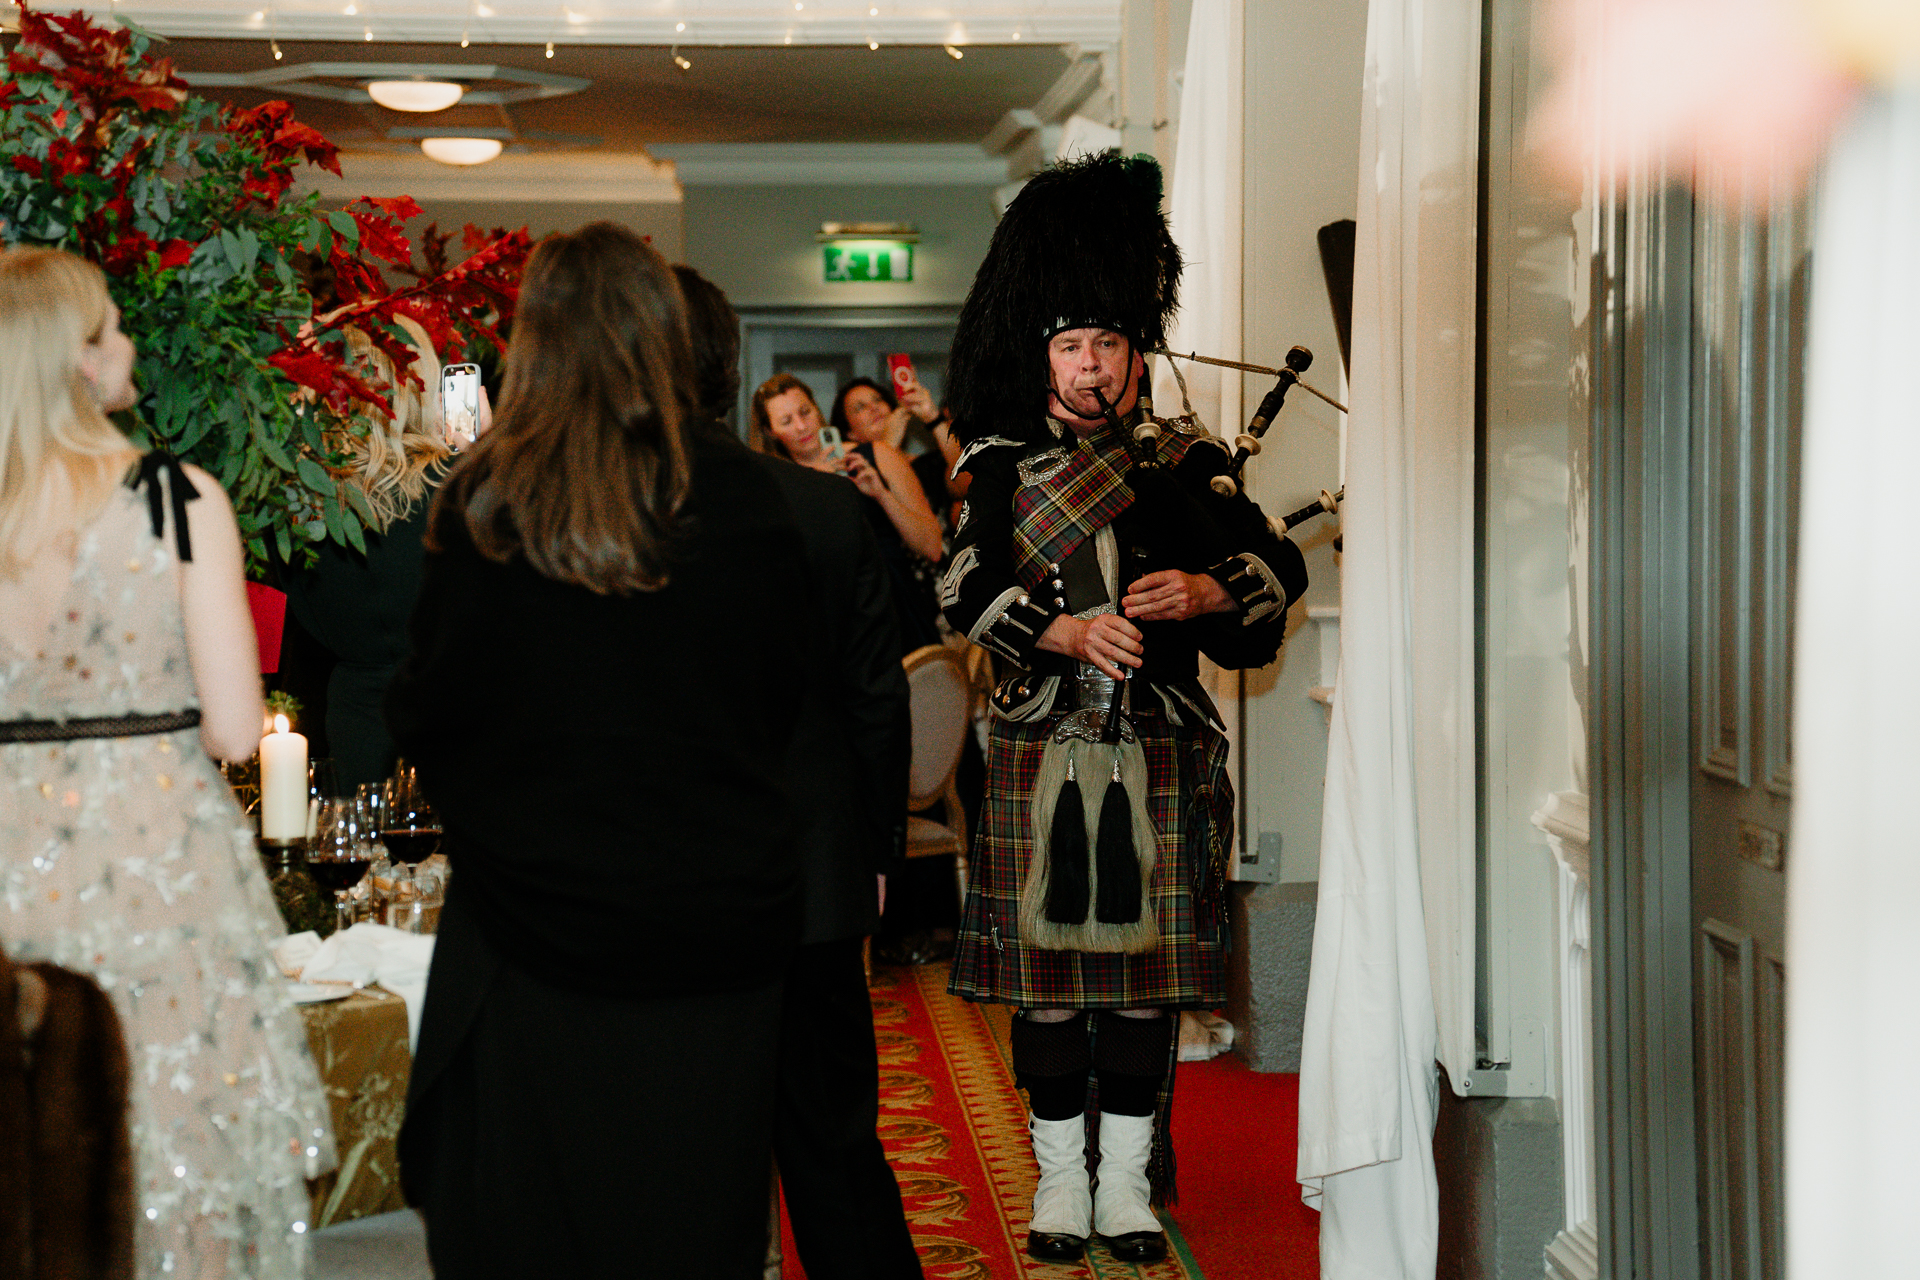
[1122,570,1235,622]
[1038,611,1144,680]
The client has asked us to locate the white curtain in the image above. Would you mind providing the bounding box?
[1787,85,1920,1278]
[1296,0,1480,1273]
[1151,0,1242,438]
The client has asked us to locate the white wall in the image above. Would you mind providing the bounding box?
[680,183,1000,309]
[1237,0,1370,883]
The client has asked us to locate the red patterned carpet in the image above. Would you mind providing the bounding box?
[776,964,1318,1280]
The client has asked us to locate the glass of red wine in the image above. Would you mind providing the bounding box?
[381,765,442,865]
[307,798,373,895]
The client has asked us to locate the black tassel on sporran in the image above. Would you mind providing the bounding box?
[1094,758,1142,923]
[1044,756,1091,923]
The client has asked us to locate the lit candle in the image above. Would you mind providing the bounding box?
[259,713,309,840]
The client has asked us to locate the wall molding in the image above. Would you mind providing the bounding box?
[1546,1220,1599,1280]
[650,143,1007,188]
[298,150,681,203]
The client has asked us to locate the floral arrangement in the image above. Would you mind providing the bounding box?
[0,7,531,573]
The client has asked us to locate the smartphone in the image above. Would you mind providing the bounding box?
[886,353,917,396]
[818,424,846,462]
[441,362,482,450]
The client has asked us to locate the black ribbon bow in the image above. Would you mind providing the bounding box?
[126,450,201,563]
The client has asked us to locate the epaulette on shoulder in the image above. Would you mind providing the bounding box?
[952,434,1024,478]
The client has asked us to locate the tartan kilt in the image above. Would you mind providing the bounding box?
[948,695,1232,1009]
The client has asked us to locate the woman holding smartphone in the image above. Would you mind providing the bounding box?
[750,373,943,652]
[276,314,480,791]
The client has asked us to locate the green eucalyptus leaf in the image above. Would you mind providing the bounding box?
[295,455,336,494]
[341,507,367,555]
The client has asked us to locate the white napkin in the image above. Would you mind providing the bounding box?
[276,923,436,1053]
[272,931,324,979]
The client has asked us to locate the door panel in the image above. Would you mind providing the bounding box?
[1689,172,1807,1280]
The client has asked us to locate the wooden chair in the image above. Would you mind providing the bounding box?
[902,643,974,908]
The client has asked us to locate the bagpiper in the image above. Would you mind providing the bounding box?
[939,150,1308,1264]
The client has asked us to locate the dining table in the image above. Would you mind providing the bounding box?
[298,985,414,1228]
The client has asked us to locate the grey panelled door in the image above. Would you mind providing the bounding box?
[1688,177,1808,1280]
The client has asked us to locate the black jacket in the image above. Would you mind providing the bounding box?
[387,429,813,999]
[940,415,1306,688]
[731,430,911,945]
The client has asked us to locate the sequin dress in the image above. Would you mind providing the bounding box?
[1,472,336,1279]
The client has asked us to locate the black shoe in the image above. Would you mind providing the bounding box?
[1100,1231,1168,1263]
[873,929,955,967]
[1027,1231,1087,1261]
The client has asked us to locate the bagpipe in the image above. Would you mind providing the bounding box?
[1026,346,1340,954]
[1152,344,1346,534]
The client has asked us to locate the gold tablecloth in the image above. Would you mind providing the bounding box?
[299,989,412,1228]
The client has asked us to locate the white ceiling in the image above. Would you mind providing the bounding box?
[55,1,1124,48]
[27,4,1119,198]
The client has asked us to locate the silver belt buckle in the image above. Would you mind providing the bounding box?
[1054,665,1134,744]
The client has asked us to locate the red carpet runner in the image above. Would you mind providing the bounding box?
[778,965,1320,1279]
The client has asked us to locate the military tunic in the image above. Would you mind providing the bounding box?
[941,411,1301,1011]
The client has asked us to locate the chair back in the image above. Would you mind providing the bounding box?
[903,644,972,812]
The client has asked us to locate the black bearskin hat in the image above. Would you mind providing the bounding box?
[947,150,1181,443]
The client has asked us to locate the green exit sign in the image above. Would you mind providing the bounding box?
[823,240,914,283]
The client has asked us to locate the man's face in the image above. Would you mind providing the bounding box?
[1046,327,1141,430]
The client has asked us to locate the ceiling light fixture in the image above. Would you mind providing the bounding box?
[475,3,493,15]
[675,21,685,32]
[363,26,373,40]
[421,137,503,166]
[868,39,878,50]
[367,79,464,111]
[343,2,355,12]
[271,39,283,60]
[672,47,692,72]
[944,44,964,60]
[544,40,554,58]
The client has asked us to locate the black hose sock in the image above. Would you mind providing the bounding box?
[1091,1009,1173,1078]
[1013,1011,1093,1121]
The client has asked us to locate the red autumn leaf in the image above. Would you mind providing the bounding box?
[360,195,422,222]
[157,239,195,270]
[348,207,414,271]
[11,155,44,180]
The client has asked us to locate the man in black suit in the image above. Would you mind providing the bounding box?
[674,266,924,1280]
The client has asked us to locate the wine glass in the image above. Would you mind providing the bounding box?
[381,766,442,864]
[307,798,373,896]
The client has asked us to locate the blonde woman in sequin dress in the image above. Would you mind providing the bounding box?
[0,247,335,1279]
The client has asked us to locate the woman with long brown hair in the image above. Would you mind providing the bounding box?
[0,247,334,1279]
[388,223,812,1278]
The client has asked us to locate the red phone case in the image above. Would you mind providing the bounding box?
[886,353,916,394]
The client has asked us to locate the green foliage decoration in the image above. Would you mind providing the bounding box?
[0,7,529,574]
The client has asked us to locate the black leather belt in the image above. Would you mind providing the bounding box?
[0,709,201,744]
